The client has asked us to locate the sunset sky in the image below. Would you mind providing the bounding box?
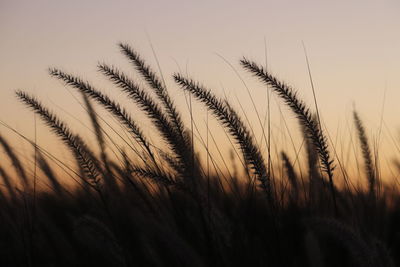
[1,0,400,181]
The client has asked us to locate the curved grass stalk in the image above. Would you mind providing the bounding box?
[353,110,375,197]
[240,58,337,213]
[119,43,187,142]
[173,73,272,202]
[49,68,156,168]
[15,91,100,189]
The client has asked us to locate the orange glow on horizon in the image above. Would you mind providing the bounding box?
[1,0,400,187]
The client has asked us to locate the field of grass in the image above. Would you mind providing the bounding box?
[1,43,399,267]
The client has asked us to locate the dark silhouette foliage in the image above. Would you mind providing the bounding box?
[0,44,399,267]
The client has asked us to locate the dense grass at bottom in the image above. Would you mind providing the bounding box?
[0,178,399,267]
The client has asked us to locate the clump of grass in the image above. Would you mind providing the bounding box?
[98,65,191,167]
[0,43,399,267]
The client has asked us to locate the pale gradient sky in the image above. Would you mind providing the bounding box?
[1,0,400,182]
